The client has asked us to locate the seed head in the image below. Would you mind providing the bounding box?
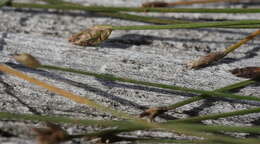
[68,25,112,46]
[230,67,260,79]
[12,53,41,68]
[187,51,226,69]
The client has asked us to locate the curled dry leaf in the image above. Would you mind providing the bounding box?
[139,107,166,121]
[142,1,168,8]
[187,51,226,69]
[12,53,41,68]
[68,25,112,46]
[33,122,70,144]
[230,67,260,79]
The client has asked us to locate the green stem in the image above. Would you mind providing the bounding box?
[111,20,260,30]
[8,2,260,13]
[1,111,259,144]
[173,124,260,144]
[211,138,259,144]
[173,123,260,134]
[36,0,188,24]
[2,67,231,139]
[40,65,260,103]
[169,107,260,123]
[10,1,260,27]
[164,0,257,6]
[163,80,255,110]
[0,111,220,140]
[136,139,208,144]
[223,30,260,55]
[222,24,260,29]
[171,122,260,144]
[0,0,10,8]
[97,12,187,24]
[36,0,63,5]
[0,112,136,128]
[1,64,168,134]
[80,124,260,144]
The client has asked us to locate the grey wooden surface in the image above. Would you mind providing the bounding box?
[0,0,260,143]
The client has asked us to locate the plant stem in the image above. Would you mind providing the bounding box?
[7,2,260,13]
[223,30,260,55]
[6,64,260,138]
[0,111,224,142]
[160,79,255,111]
[0,64,206,137]
[36,0,64,5]
[0,111,133,127]
[111,20,260,30]
[37,0,188,25]
[169,107,260,123]
[2,110,260,136]
[154,0,255,7]
[2,111,256,144]
[37,0,260,27]
[167,125,260,144]
[99,12,187,24]
[173,123,260,134]
[135,133,251,144]
[40,64,260,103]
[223,24,260,29]
[77,124,260,144]
[172,124,260,144]
[140,79,254,120]
[0,64,141,123]
[136,139,208,144]
[168,0,256,6]
[188,29,260,69]
[17,0,260,27]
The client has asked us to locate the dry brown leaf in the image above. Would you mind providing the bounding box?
[230,67,260,79]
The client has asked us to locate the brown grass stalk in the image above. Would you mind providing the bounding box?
[0,64,133,120]
[188,29,260,69]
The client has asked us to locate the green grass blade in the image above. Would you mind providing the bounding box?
[40,65,260,103]
[9,2,260,13]
[169,107,260,123]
